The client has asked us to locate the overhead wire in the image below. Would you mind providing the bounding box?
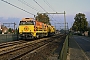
[43,0,56,12]
[33,0,56,21]
[18,0,40,12]
[1,0,35,15]
[33,0,47,12]
[43,0,57,21]
[1,0,57,21]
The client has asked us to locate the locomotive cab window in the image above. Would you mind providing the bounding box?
[19,21,34,25]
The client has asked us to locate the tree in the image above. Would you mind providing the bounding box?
[8,28,12,33]
[35,13,51,25]
[8,28,14,33]
[15,28,18,34]
[72,13,88,33]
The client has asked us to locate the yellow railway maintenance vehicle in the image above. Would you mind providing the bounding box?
[18,18,55,39]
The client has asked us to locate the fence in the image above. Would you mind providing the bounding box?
[60,35,69,60]
[0,34,18,43]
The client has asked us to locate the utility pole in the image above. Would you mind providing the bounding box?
[38,11,66,34]
[56,22,68,34]
[64,11,66,34]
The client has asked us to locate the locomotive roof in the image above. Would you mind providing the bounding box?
[21,18,35,21]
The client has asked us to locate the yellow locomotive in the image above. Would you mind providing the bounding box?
[18,18,55,39]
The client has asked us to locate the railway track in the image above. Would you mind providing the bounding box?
[0,40,27,48]
[0,34,64,60]
[18,34,64,60]
[0,37,52,60]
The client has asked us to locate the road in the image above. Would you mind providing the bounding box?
[73,35,90,59]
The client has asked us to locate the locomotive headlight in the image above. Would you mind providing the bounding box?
[22,34,25,36]
[20,32,22,34]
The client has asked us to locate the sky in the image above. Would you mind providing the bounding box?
[0,0,90,29]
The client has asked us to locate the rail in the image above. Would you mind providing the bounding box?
[0,34,18,43]
[60,35,69,60]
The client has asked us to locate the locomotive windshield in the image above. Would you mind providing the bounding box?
[19,21,34,25]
